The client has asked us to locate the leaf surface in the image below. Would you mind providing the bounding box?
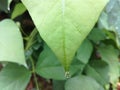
[0,63,31,90]
[76,39,93,64]
[22,0,109,71]
[11,3,26,19]
[98,46,119,83]
[85,61,109,86]
[0,19,26,66]
[65,75,104,90]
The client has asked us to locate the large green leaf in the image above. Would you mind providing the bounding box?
[0,19,26,66]
[0,63,31,90]
[22,0,109,71]
[65,75,104,90]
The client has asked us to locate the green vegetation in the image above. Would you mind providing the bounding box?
[0,0,119,90]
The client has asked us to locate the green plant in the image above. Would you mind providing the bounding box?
[0,0,120,90]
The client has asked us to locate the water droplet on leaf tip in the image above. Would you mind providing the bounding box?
[65,71,71,79]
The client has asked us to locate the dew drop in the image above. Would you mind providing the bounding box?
[65,71,71,79]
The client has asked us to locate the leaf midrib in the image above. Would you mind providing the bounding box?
[61,0,67,71]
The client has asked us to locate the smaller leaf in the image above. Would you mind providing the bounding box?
[98,12,109,30]
[0,63,31,90]
[11,3,26,19]
[65,75,104,90]
[88,28,106,43]
[76,39,93,64]
[103,30,115,41]
[85,60,109,86]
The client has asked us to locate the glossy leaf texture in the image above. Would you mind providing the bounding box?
[0,19,26,66]
[0,63,31,90]
[22,0,109,71]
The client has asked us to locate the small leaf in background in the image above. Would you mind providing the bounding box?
[98,12,109,30]
[0,63,31,90]
[11,3,26,19]
[98,45,119,83]
[22,0,109,71]
[76,39,93,64]
[0,19,26,66]
[53,80,65,90]
[36,44,65,80]
[65,75,104,90]
[85,60,109,86]
[88,28,106,43]
[102,30,115,41]
[36,44,84,80]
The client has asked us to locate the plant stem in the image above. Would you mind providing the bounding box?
[25,28,37,50]
[30,56,40,90]
[25,28,40,90]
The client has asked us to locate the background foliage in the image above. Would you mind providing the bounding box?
[0,0,120,90]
